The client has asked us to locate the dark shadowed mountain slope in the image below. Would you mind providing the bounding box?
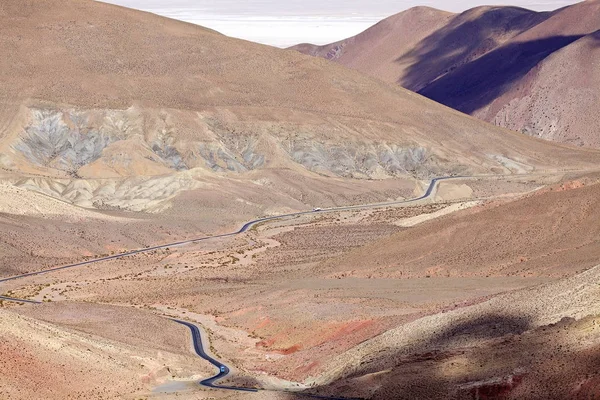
[292,0,600,148]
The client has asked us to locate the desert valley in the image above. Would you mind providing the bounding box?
[2,0,600,399]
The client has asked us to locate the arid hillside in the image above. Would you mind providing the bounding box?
[1,0,600,217]
[484,30,600,147]
[290,177,600,399]
[3,173,600,400]
[313,263,600,399]
[3,2,600,399]
[291,5,546,92]
[0,303,214,399]
[291,6,455,88]
[321,177,600,279]
[292,0,600,148]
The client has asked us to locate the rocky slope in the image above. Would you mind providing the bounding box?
[5,2,600,399]
[312,264,600,399]
[484,30,600,147]
[0,303,210,399]
[292,0,600,148]
[291,6,455,88]
[291,5,547,92]
[286,178,600,399]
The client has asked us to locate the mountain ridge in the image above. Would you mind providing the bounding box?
[291,0,600,148]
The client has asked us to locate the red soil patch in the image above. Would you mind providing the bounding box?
[321,320,375,344]
[256,337,276,348]
[572,376,600,398]
[558,180,585,191]
[0,340,66,390]
[295,360,321,375]
[538,179,586,195]
[251,316,272,331]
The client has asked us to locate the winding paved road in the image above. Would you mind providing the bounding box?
[171,318,259,392]
[0,295,41,304]
[0,175,465,396]
[173,318,365,398]
[0,175,460,287]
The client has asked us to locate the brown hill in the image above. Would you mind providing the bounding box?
[4,0,600,279]
[320,177,600,279]
[0,304,212,399]
[479,31,600,147]
[306,177,600,398]
[0,0,599,217]
[315,263,600,399]
[290,7,455,88]
[420,0,600,120]
[292,0,600,148]
[291,5,549,92]
[4,3,600,399]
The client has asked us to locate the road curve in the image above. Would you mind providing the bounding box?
[171,319,259,392]
[0,175,462,288]
[0,175,460,397]
[173,318,365,399]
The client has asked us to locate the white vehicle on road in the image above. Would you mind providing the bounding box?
[313,207,322,212]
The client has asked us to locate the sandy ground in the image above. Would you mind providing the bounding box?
[312,263,600,399]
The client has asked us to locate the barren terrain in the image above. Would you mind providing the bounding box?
[2,1,600,399]
[292,0,600,148]
[4,173,600,399]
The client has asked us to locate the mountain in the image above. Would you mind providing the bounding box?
[320,176,600,280]
[290,6,455,88]
[3,0,599,276]
[0,0,599,250]
[4,2,600,399]
[291,0,600,148]
[477,32,600,147]
[291,5,547,92]
[1,0,599,275]
[1,0,599,217]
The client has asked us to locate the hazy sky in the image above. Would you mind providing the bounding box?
[103,0,579,47]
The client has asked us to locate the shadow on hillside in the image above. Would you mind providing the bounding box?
[396,7,549,92]
[590,30,600,49]
[280,313,600,400]
[415,35,584,115]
